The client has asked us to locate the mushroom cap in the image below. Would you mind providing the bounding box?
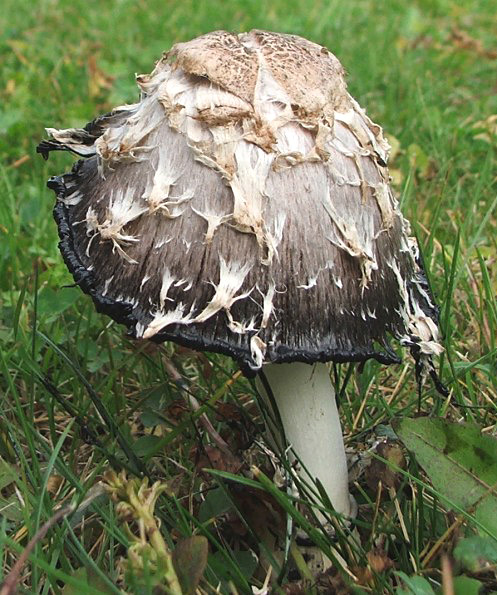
[39,30,443,375]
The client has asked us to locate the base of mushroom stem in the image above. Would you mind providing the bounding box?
[259,506,361,583]
[295,495,358,548]
[294,525,361,579]
[256,361,352,518]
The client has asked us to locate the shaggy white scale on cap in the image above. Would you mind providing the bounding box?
[39,30,445,516]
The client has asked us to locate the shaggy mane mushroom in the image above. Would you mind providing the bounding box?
[38,30,445,517]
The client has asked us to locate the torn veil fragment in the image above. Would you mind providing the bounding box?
[38,29,444,388]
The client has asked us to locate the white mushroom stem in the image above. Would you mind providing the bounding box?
[256,361,351,517]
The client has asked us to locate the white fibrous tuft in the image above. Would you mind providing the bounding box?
[260,281,276,329]
[250,335,267,369]
[389,259,443,357]
[323,192,378,289]
[83,190,146,263]
[159,268,176,308]
[191,207,232,243]
[142,145,194,216]
[142,303,195,339]
[194,257,253,324]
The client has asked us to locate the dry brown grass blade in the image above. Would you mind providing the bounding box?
[441,553,455,595]
[421,518,463,569]
[0,485,105,595]
[162,355,237,459]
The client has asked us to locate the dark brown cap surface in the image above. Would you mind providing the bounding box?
[39,30,443,375]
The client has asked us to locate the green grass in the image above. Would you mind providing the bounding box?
[1,0,496,592]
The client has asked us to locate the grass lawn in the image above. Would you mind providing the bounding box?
[1,0,496,592]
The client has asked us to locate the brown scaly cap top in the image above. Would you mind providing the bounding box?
[169,30,350,115]
[38,30,445,382]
